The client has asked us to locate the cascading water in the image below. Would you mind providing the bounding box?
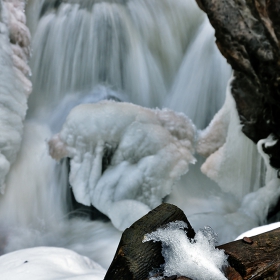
[27,0,204,118]
[0,0,279,278]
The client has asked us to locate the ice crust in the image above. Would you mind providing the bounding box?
[49,101,196,230]
[143,221,227,280]
[0,0,31,193]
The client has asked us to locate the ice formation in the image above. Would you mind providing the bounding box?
[195,90,280,240]
[197,78,265,199]
[143,221,227,280]
[49,101,196,230]
[0,0,31,193]
[0,247,106,280]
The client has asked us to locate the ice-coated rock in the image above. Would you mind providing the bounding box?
[49,101,196,230]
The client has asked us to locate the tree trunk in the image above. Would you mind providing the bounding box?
[196,0,280,170]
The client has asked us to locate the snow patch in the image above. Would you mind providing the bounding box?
[49,101,196,230]
[236,221,280,240]
[143,221,227,280]
[0,247,106,280]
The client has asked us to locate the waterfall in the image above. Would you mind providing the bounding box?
[0,0,277,275]
[27,0,204,119]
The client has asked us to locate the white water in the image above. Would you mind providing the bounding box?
[0,0,279,277]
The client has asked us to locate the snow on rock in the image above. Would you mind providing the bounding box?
[0,247,106,280]
[143,221,228,280]
[0,0,31,193]
[49,101,196,230]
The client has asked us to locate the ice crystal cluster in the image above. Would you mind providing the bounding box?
[143,221,227,280]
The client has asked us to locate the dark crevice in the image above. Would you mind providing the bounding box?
[69,189,110,221]
[102,143,117,174]
[66,158,110,222]
[267,195,280,222]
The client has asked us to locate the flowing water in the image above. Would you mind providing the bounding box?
[0,0,277,272]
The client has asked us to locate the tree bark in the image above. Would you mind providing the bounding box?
[196,0,280,170]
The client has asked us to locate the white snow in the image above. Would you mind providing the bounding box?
[0,247,106,280]
[143,221,227,280]
[236,222,280,240]
[49,101,196,230]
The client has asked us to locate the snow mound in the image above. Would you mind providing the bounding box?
[143,221,227,280]
[49,101,196,230]
[0,246,106,280]
[0,0,31,193]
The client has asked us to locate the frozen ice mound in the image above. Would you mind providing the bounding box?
[49,101,196,230]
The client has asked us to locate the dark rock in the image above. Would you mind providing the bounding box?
[196,0,280,170]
